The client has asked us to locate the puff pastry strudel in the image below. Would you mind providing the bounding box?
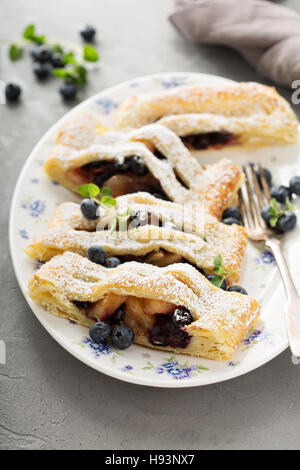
[116,82,298,147]
[28,252,260,360]
[44,116,243,218]
[25,193,248,283]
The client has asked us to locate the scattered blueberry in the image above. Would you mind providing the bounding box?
[33,62,52,80]
[108,306,126,324]
[261,206,272,224]
[111,325,134,350]
[106,257,121,268]
[89,321,111,343]
[51,53,65,68]
[80,198,99,220]
[59,81,78,100]
[113,155,130,172]
[270,185,291,203]
[256,168,272,188]
[5,83,21,102]
[80,25,96,42]
[129,155,148,176]
[73,300,91,309]
[172,307,193,328]
[207,275,227,290]
[290,176,300,196]
[31,45,52,63]
[227,285,248,295]
[87,245,106,265]
[277,211,297,232]
[222,217,242,226]
[222,207,242,223]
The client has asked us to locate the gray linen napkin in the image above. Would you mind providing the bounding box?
[169,0,300,87]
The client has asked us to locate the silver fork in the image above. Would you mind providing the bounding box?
[239,163,300,359]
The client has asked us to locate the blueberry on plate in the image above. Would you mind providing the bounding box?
[87,245,106,265]
[256,168,272,188]
[80,25,96,42]
[33,63,52,80]
[5,83,21,102]
[51,53,65,68]
[222,207,242,223]
[276,211,297,232]
[270,185,291,203]
[109,306,126,324]
[222,217,242,226]
[111,325,134,349]
[59,81,78,100]
[113,155,130,172]
[227,285,248,295]
[129,155,148,176]
[289,176,300,196]
[172,307,193,328]
[80,198,99,220]
[31,45,52,63]
[106,257,121,268]
[261,206,272,224]
[207,275,227,290]
[89,321,111,343]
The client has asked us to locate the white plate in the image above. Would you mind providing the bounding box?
[9,72,300,387]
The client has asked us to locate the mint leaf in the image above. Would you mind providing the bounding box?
[53,64,87,86]
[213,253,222,269]
[53,68,69,79]
[51,44,64,54]
[87,183,100,199]
[63,51,76,64]
[83,44,99,62]
[23,24,45,44]
[270,215,278,228]
[210,275,225,288]
[286,197,294,212]
[9,43,23,61]
[101,187,112,197]
[101,196,116,208]
[78,184,91,198]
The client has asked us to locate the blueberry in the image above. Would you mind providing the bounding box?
[51,53,65,68]
[73,300,91,309]
[80,25,96,42]
[31,45,52,63]
[111,325,134,349]
[149,324,170,346]
[89,321,111,343]
[106,257,121,268]
[270,185,291,203]
[130,209,148,227]
[113,155,130,172]
[261,206,272,224]
[290,176,300,196]
[222,217,242,226]
[129,155,148,176]
[172,307,193,328]
[33,63,52,80]
[277,211,297,232]
[80,198,99,220]
[109,306,126,324]
[256,168,272,188]
[59,81,78,100]
[207,275,227,290]
[222,207,242,223]
[5,83,21,102]
[87,245,106,265]
[227,285,248,295]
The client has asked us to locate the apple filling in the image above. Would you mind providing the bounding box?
[182,131,235,150]
[75,294,192,349]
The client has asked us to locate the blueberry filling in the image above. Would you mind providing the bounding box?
[74,300,92,309]
[149,313,192,349]
[182,131,234,150]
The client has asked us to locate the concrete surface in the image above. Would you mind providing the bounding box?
[1,0,300,450]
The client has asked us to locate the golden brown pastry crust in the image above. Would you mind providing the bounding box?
[25,193,248,284]
[28,252,260,361]
[44,116,243,218]
[116,82,298,147]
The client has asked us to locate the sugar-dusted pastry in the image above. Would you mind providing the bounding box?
[44,116,243,218]
[25,192,248,284]
[116,82,298,148]
[28,252,260,360]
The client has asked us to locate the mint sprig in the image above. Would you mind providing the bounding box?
[53,64,87,86]
[23,24,46,44]
[267,198,295,228]
[78,183,116,209]
[9,43,23,61]
[83,44,99,62]
[209,254,236,288]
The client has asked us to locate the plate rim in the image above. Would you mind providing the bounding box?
[9,71,289,388]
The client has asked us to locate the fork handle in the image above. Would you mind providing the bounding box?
[266,237,300,358]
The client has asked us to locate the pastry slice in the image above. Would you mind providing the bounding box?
[28,252,260,361]
[25,192,248,284]
[116,82,298,147]
[44,116,243,218]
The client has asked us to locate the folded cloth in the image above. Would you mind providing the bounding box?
[170,0,300,87]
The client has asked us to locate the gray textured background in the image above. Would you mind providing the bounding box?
[1,0,300,450]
